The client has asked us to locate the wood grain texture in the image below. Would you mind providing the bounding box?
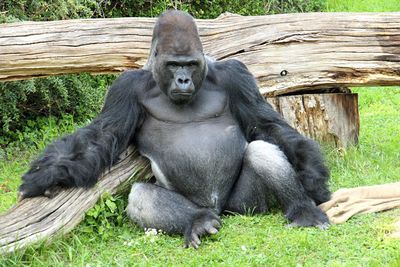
[268,93,359,147]
[0,148,151,253]
[1,12,400,96]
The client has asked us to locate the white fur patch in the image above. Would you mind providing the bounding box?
[245,140,294,179]
[147,157,173,190]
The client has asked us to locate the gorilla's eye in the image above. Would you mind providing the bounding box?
[167,62,179,68]
[187,62,198,67]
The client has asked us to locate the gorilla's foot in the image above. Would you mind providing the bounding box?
[185,209,221,249]
[285,202,330,229]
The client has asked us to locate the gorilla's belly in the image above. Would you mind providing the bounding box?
[136,115,247,210]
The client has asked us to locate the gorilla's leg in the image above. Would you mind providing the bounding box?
[225,141,329,228]
[126,183,221,248]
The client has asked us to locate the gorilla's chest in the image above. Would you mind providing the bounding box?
[136,87,247,208]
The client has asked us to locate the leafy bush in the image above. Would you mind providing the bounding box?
[176,0,326,18]
[0,74,115,145]
[0,0,326,22]
[82,193,127,239]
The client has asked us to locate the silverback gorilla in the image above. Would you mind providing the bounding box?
[19,10,331,248]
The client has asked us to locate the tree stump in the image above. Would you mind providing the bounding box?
[267,93,359,148]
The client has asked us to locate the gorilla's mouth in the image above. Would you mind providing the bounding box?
[169,91,193,104]
[173,92,192,96]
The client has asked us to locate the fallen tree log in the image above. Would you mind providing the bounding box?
[1,12,398,147]
[0,148,152,253]
[0,12,399,96]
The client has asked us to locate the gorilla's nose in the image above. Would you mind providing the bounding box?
[175,76,192,92]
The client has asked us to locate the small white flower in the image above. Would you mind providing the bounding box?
[144,228,158,236]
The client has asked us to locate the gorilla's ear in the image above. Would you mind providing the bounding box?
[154,49,158,57]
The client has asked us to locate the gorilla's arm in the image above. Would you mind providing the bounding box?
[217,59,330,204]
[19,70,148,198]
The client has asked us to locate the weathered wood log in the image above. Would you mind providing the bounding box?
[0,148,152,253]
[1,12,400,96]
[267,93,359,148]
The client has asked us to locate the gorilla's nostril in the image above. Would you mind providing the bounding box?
[178,78,190,84]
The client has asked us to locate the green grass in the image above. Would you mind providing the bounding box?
[0,115,87,214]
[327,87,400,191]
[1,1,400,266]
[2,86,399,266]
[327,0,400,12]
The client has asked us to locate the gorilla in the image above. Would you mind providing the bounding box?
[19,10,331,248]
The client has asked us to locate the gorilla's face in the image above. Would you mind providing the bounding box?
[154,52,207,105]
[149,10,207,105]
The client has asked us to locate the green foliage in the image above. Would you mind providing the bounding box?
[81,193,127,239]
[0,74,115,147]
[0,0,99,22]
[0,114,86,212]
[0,0,326,22]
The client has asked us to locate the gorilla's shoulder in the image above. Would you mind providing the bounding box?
[117,69,153,83]
[110,69,154,94]
[212,59,250,74]
[208,59,253,87]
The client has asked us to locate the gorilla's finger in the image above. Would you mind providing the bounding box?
[191,233,201,246]
[191,241,199,249]
[206,226,218,235]
[17,191,26,202]
[44,186,61,198]
[286,222,299,228]
[317,222,330,230]
[211,219,221,229]
[44,189,53,198]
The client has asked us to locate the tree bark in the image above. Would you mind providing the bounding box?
[0,12,399,96]
[268,93,359,148]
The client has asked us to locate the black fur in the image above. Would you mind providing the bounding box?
[20,10,331,248]
[216,59,330,205]
[20,70,147,198]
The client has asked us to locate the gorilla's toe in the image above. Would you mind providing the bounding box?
[184,209,221,249]
[285,202,330,228]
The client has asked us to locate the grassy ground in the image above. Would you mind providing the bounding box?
[327,0,400,12]
[1,1,400,266]
[1,86,399,266]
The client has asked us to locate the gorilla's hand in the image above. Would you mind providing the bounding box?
[184,209,221,249]
[19,163,69,200]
